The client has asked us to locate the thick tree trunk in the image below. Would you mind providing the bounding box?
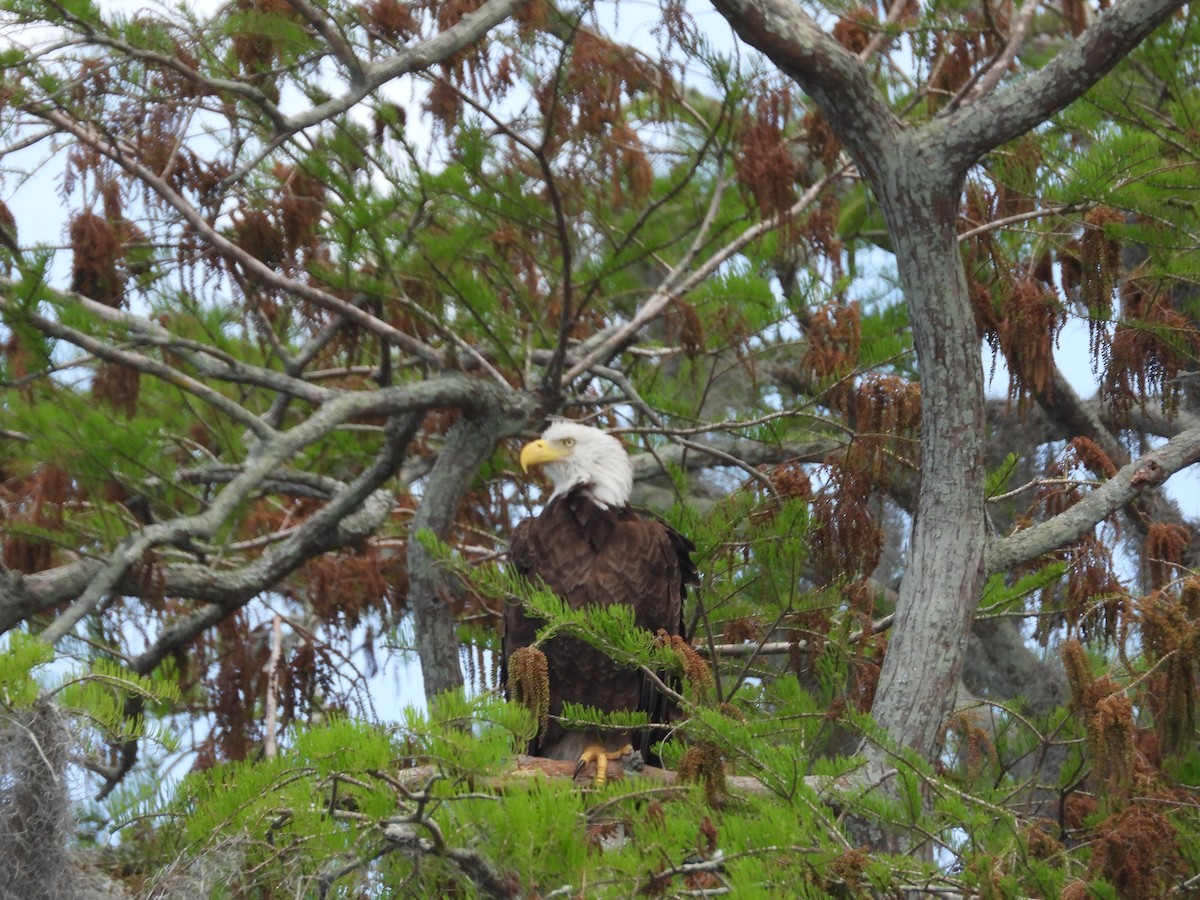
[866,160,987,761]
[407,409,531,699]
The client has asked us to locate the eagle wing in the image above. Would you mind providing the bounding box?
[504,488,695,760]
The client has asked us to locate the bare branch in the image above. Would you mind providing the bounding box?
[985,422,1200,574]
[28,107,448,367]
[0,292,280,439]
[702,612,895,657]
[565,163,853,382]
[940,0,1189,172]
[958,0,1042,105]
[1,379,530,641]
[282,0,365,85]
[220,0,534,186]
[408,407,534,697]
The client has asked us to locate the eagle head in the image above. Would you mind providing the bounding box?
[519,421,633,509]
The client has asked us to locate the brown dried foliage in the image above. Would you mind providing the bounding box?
[276,638,326,725]
[721,616,760,645]
[675,743,727,808]
[947,710,999,787]
[275,162,328,261]
[801,194,844,273]
[787,610,830,679]
[1058,238,1083,298]
[1101,278,1198,415]
[1005,276,1064,408]
[824,848,870,895]
[1,465,71,573]
[846,374,920,486]
[809,464,882,583]
[804,301,862,414]
[1140,584,1199,758]
[1036,535,1126,645]
[558,30,654,135]
[766,459,812,503]
[231,208,286,269]
[0,200,16,254]
[3,331,37,393]
[434,0,482,34]
[605,122,653,205]
[1079,207,1123,348]
[663,297,705,359]
[513,0,549,36]
[206,613,267,763]
[300,543,397,628]
[1089,802,1186,897]
[1037,440,1102,518]
[801,108,840,171]
[134,105,188,178]
[69,212,124,307]
[929,26,994,103]
[976,273,1065,416]
[734,88,799,226]
[232,0,301,73]
[1061,0,1090,36]
[1144,522,1191,591]
[462,639,497,693]
[831,9,874,55]
[1069,436,1118,480]
[92,361,141,416]
[70,57,110,105]
[506,645,550,737]
[848,638,884,713]
[655,629,714,695]
[361,0,418,42]
[1063,792,1099,831]
[1023,823,1064,861]
[992,136,1042,219]
[1029,438,1131,642]
[424,78,463,132]
[1062,639,1135,791]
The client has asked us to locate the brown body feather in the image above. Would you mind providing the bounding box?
[505,485,696,762]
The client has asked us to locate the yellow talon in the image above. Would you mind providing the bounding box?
[575,743,634,786]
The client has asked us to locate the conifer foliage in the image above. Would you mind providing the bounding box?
[1,0,1199,895]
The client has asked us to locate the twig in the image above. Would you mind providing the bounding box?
[564,163,855,383]
[264,614,283,759]
[959,0,1043,106]
[700,613,894,657]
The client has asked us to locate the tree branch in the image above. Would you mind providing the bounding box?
[27,107,447,367]
[565,163,852,382]
[939,0,1189,172]
[706,0,901,180]
[407,405,534,698]
[219,0,534,187]
[0,292,281,439]
[1,378,530,639]
[123,412,424,676]
[985,422,1200,574]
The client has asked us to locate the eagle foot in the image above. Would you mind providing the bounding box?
[574,743,634,786]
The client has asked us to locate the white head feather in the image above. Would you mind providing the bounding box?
[519,421,633,509]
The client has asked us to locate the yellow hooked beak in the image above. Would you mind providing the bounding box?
[519,438,570,473]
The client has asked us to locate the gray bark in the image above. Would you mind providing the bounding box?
[407,406,534,698]
[869,171,990,761]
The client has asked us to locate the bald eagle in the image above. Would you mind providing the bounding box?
[505,421,697,780]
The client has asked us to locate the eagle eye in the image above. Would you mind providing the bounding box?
[561,437,575,447]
